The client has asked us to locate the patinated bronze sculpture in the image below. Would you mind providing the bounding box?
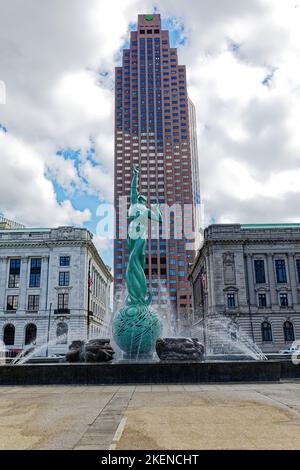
[112,165,163,357]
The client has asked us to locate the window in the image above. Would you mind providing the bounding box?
[56,322,68,345]
[7,295,18,311]
[275,259,287,283]
[28,295,40,312]
[25,323,37,345]
[258,293,267,307]
[8,259,20,288]
[58,293,69,310]
[60,256,70,267]
[279,293,288,307]
[283,321,295,342]
[296,259,300,283]
[227,293,236,308]
[59,272,70,287]
[261,322,272,342]
[29,258,41,287]
[254,260,266,283]
[3,324,15,346]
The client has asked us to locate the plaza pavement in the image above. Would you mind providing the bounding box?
[1,382,300,450]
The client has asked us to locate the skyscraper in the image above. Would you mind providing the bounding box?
[114,14,200,330]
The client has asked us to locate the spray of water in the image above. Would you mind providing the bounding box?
[12,333,69,365]
[193,315,267,361]
[0,341,7,365]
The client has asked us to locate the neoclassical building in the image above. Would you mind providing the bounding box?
[0,223,113,357]
[190,224,300,353]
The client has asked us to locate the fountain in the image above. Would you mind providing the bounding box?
[0,166,299,384]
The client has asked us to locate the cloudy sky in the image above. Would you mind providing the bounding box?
[0,0,300,265]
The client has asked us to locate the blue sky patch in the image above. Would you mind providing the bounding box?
[262,68,276,87]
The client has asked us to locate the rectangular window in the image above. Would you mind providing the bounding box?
[258,293,267,307]
[58,293,69,310]
[7,295,18,311]
[59,272,70,287]
[275,259,287,283]
[29,258,41,288]
[227,294,236,308]
[28,295,40,311]
[60,256,70,267]
[254,260,266,283]
[296,259,300,283]
[8,259,21,288]
[279,293,288,307]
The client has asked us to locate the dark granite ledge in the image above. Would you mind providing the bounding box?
[0,360,298,385]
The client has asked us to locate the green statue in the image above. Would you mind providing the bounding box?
[112,165,163,357]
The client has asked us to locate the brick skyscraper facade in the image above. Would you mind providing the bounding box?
[114,14,200,330]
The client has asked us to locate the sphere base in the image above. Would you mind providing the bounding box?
[112,303,162,357]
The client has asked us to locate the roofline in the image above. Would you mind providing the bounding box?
[189,222,300,277]
[241,223,300,229]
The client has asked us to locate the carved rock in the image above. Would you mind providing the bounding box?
[156,337,204,361]
[66,339,115,363]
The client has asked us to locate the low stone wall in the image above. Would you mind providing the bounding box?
[0,360,294,385]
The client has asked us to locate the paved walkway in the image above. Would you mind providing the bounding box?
[1,382,300,449]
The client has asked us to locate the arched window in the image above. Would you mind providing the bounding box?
[25,323,37,345]
[283,321,295,342]
[56,323,68,344]
[261,321,272,342]
[3,324,15,346]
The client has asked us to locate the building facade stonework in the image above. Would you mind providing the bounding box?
[190,224,300,353]
[0,226,113,356]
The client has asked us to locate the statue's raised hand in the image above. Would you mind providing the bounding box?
[133,165,139,175]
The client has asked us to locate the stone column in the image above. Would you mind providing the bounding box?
[0,257,8,311]
[288,253,298,306]
[18,257,29,313]
[246,254,255,306]
[40,256,49,313]
[207,249,214,314]
[267,253,277,306]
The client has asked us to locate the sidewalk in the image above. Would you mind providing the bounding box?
[1,382,300,450]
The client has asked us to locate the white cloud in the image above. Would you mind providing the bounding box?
[92,234,113,256]
[0,133,91,227]
[80,160,114,201]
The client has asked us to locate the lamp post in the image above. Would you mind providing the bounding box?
[45,302,52,358]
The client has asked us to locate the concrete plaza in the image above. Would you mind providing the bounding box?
[1,382,300,450]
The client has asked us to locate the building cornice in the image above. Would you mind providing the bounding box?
[87,240,113,281]
[0,236,113,281]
